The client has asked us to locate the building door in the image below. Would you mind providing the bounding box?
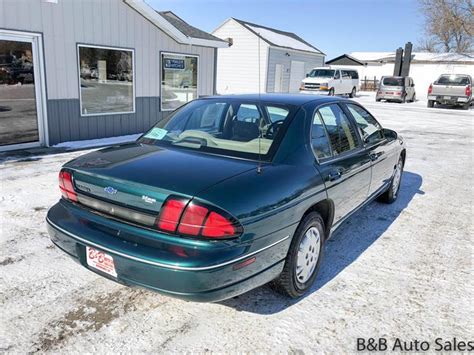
[289,61,305,93]
[0,30,47,151]
[274,64,283,92]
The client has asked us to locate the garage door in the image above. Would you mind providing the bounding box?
[289,61,305,93]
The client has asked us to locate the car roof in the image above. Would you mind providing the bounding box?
[201,93,347,106]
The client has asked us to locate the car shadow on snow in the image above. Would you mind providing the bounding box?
[219,171,424,314]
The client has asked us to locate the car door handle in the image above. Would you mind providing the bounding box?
[328,170,342,181]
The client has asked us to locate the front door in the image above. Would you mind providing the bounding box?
[0,30,46,150]
[289,61,305,93]
[312,103,371,223]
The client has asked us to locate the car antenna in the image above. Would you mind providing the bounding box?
[257,32,263,174]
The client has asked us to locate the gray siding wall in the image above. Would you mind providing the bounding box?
[266,47,324,93]
[0,0,216,145]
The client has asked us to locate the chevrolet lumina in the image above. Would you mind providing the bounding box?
[47,94,406,302]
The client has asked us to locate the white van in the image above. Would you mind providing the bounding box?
[299,67,359,97]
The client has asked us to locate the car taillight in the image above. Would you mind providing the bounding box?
[466,85,472,97]
[428,84,433,94]
[58,170,77,202]
[156,197,242,239]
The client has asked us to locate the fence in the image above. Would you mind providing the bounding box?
[360,76,379,91]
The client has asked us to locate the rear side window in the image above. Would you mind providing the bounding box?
[311,113,332,160]
[317,104,359,156]
[350,71,359,79]
[346,104,384,144]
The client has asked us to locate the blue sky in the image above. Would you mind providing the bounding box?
[148,0,423,59]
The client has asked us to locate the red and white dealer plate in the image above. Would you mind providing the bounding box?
[86,246,117,277]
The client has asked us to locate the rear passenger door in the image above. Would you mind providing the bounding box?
[311,104,372,223]
[344,103,399,196]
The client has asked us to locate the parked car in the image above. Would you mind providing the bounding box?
[376,76,416,103]
[47,94,406,302]
[427,74,472,109]
[300,67,359,98]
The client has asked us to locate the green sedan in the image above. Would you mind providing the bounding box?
[47,94,406,301]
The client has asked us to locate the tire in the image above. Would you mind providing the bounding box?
[378,155,404,204]
[328,88,335,96]
[401,94,406,103]
[411,93,416,102]
[376,98,381,102]
[349,87,356,98]
[462,102,470,110]
[272,212,325,298]
[427,100,434,108]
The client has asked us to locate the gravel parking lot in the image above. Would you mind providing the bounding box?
[1,93,472,353]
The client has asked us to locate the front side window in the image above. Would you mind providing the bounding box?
[78,45,134,115]
[346,104,383,144]
[161,53,198,111]
[139,99,293,160]
[334,70,341,79]
[317,104,359,156]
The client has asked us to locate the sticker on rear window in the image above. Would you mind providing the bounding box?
[144,127,168,140]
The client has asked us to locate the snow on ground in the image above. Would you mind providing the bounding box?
[52,133,141,150]
[0,96,473,353]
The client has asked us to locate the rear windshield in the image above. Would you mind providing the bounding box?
[138,99,295,160]
[383,77,404,86]
[436,75,471,85]
[308,69,335,78]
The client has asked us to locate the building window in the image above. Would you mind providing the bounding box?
[161,53,198,111]
[78,45,134,116]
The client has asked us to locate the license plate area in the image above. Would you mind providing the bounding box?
[86,246,117,277]
[443,96,451,100]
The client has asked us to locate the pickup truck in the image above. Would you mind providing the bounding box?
[427,74,472,109]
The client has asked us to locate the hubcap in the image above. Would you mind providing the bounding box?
[296,227,321,284]
[392,160,402,196]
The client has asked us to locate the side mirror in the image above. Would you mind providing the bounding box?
[383,128,398,140]
[306,73,309,77]
[412,83,415,87]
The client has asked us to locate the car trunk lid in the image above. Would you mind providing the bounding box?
[65,143,257,215]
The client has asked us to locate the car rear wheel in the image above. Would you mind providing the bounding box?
[349,87,356,98]
[272,212,325,298]
[427,100,435,108]
[378,155,404,204]
[462,102,470,110]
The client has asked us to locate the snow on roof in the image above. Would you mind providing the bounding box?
[233,19,324,55]
[350,51,474,63]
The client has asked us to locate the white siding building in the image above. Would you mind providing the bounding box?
[326,52,474,94]
[0,0,227,151]
[212,18,325,94]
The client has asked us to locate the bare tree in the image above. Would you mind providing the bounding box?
[418,0,473,53]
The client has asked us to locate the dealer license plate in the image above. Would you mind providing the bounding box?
[86,246,117,277]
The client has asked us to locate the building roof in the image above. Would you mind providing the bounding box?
[325,54,365,66]
[230,18,324,55]
[158,11,225,42]
[349,51,474,63]
[124,0,227,48]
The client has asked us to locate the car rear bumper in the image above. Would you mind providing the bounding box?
[427,95,471,105]
[46,201,290,302]
[376,93,404,101]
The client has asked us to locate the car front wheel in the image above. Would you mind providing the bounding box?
[272,212,325,298]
